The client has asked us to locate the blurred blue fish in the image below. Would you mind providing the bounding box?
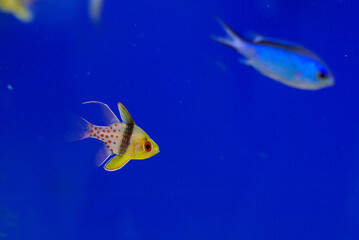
[213,19,334,90]
[89,0,104,23]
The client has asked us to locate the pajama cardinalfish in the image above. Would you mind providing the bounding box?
[213,19,334,90]
[73,101,159,171]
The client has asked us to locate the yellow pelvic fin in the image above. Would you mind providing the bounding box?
[104,155,131,171]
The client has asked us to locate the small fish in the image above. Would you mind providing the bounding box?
[213,19,334,90]
[72,101,159,171]
[0,0,33,22]
[88,0,104,23]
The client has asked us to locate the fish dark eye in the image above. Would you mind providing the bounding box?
[317,69,329,80]
[144,141,152,152]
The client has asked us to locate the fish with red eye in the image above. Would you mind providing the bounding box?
[71,101,159,171]
[144,141,152,152]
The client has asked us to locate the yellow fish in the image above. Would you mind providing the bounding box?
[72,101,159,171]
[0,0,33,22]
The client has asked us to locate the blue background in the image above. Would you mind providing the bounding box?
[0,0,358,239]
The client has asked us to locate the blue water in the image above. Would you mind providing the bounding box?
[0,0,358,239]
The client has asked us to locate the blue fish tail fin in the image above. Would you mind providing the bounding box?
[212,18,247,51]
[65,113,92,142]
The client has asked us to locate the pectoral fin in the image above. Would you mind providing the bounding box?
[104,155,131,171]
[239,58,253,66]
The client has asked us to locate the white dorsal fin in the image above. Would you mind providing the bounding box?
[83,101,120,125]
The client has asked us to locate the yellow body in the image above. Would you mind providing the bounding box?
[128,125,160,160]
[103,124,159,171]
[104,123,159,171]
[0,0,33,22]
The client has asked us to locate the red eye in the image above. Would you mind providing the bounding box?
[144,141,152,152]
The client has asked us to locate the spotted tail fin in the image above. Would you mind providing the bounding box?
[65,113,92,142]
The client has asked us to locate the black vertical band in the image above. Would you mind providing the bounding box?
[119,124,134,155]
